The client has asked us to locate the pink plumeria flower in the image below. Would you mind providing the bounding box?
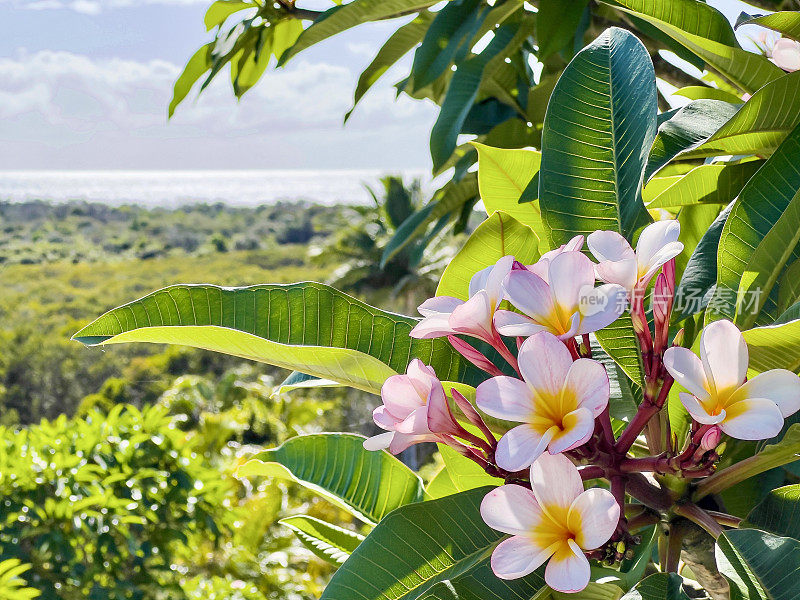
[772,38,800,72]
[481,453,619,593]
[410,255,514,343]
[525,235,584,284]
[663,320,800,440]
[587,220,683,296]
[494,251,627,340]
[363,359,461,454]
[476,332,609,471]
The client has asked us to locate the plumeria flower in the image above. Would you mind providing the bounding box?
[410,255,514,343]
[476,332,609,471]
[481,453,619,593]
[587,220,683,296]
[663,320,800,440]
[772,38,800,72]
[494,251,627,340]
[525,235,584,284]
[363,359,462,454]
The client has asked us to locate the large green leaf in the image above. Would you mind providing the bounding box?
[778,259,800,314]
[742,320,800,374]
[607,1,784,94]
[536,0,589,59]
[169,44,212,117]
[620,573,690,600]
[644,100,740,182]
[73,282,486,395]
[539,26,656,246]
[346,13,432,121]
[437,444,502,494]
[239,433,424,524]
[744,484,800,540]
[716,529,800,600]
[281,0,439,64]
[279,515,364,565]
[644,161,761,209]
[735,188,800,329]
[737,11,800,42]
[708,123,800,324]
[682,72,800,159]
[472,143,544,237]
[320,487,547,600]
[436,212,539,299]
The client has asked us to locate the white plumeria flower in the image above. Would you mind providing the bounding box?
[526,235,584,284]
[772,38,800,71]
[663,320,800,440]
[494,251,627,340]
[410,255,514,343]
[587,220,683,295]
[481,453,619,593]
[476,332,609,471]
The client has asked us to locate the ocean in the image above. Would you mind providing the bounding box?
[0,169,430,207]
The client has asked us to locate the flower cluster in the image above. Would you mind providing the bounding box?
[363,220,800,594]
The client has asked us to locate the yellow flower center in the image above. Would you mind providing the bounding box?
[530,388,579,436]
[531,502,582,551]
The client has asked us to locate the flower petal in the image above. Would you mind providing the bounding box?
[480,484,543,535]
[663,346,712,401]
[476,376,536,422]
[587,230,635,263]
[679,392,725,425]
[731,369,800,418]
[380,373,426,419]
[577,284,628,335]
[530,452,583,511]
[700,319,748,395]
[547,407,595,455]
[372,405,400,430]
[517,332,573,397]
[410,315,455,339]
[394,406,433,434]
[595,258,638,291]
[491,535,554,580]
[388,432,440,454]
[494,310,549,337]
[721,398,784,440]
[474,255,515,307]
[545,540,591,593]
[635,220,680,267]
[426,386,461,436]
[772,38,800,71]
[502,269,556,323]
[418,295,462,317]
[363,432,394,451]
[637,241,684,286]
[565,359,610,416]
[449,291,494,341]
[548,251,596,312]
[495,425,553,472]
[568,488,620,550]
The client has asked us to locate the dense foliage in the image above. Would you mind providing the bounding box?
[75,6,800,599]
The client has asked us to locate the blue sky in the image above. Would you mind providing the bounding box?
[0,0,764,170]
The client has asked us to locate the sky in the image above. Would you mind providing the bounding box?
[0,0,766,171]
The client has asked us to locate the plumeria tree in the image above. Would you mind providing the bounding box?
[75,23,800,600]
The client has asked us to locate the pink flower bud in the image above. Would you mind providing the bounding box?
[448,335,503,376]
[700,426,722,452]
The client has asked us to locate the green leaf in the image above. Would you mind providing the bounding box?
[430,18,533,171]
[735,188,800,329]
[672,85,744,104]
[168,44,212,117]
[737,11,800,42]
[436,212,539,299]
[620,573,690,600]
[320,487,547,600]
[273,371,339,395]
[716,529,800,600]
[279,515,364,564]
[472,143,544,238]
[708,123,800,324]
[281,0,439,64]
[644,161,761,209]
[607,0,785,94]
[424,466,459,500]
[239,433,423,524]
[595,315,645,390]
[437,444,502,493]
[778,259,800,314]
[537,0,589,59]
[742,320,800,374]
[204,1,254,31]
[645,100,740,181]
[411,0,487,92]
[346,13,432,121]
[539,27,656,246]
[744,484,800,540]
[72,282,486,395]
[682,72,800,159]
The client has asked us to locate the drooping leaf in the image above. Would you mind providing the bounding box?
[320,487,547,600]
[238,433,424,524]
[436,212,539,299]
[744,484,800,540]
[644,100,740,181]
[672,85,744,104]
[742,319,800,374]
[472,143,544,237]
[620,573,690,600]
[279,515,364,565]
[169,44,212,117]
[682,71,800,159]
[644,161,761,209]
[708,122,800,324]
[73,283,487,395]
[737,11,800,42]
[716,529,800,600]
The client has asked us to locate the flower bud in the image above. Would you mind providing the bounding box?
[672,328,685,348]
[447,335,502,376]
[700,426,722,452]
